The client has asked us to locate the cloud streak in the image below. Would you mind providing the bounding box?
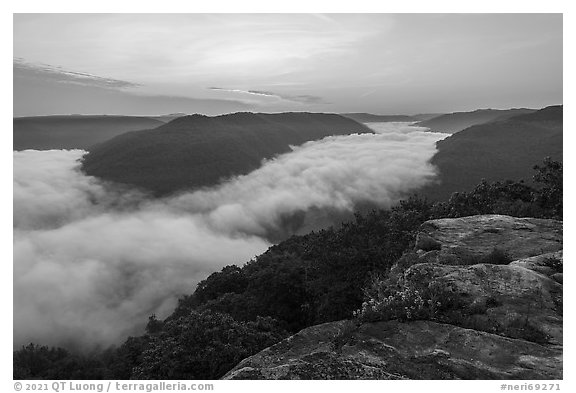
[14,14,562,115]
[13,123,447,350]
[208,87,326,104]
[14,58,141,90]
[13,60,255,117]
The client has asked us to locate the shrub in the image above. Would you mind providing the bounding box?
[432,159,563,220]
[543,257,563,273]
[132,310,287,379]
[355,275,464,323]
[13,344,107,380]
[533,158,562,219]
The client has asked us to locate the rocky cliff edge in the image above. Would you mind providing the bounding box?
[223,215,563,380]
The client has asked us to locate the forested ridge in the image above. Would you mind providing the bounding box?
[80,112,373,196]
[421,105,562,201]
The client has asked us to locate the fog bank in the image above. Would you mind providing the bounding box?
[13,123,447,350]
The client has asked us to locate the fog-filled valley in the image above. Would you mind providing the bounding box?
[12,12,563,381]
[14,122,447,350]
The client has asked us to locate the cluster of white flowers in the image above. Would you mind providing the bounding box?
[355,286,428,321]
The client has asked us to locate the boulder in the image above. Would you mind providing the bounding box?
[403,262,563,345]
[509,251,563,279]
[415,215,562,264]
[223,319,562,380]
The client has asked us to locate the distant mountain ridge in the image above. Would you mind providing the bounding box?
[81,112,374,196]
[341,113,415,122]
[148,113,189,123]
[410,113,444,122]
[342,113,442,123]
[417,108,537,134]
[420,105,562,201]
[13,115,164,150]
[505,105,562,123]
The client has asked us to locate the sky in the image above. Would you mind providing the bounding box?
[13,13,562,117]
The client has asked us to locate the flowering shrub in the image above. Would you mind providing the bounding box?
[355,275,463,323]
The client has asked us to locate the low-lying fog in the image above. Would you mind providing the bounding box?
[13,122,447,350]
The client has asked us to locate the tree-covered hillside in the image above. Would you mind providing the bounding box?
[420,105,562,201]
[13,115,164,150]
[81,112,374,196]
[416,108,536,134]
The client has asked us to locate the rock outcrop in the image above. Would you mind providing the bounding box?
[414,215,562,262]
[510,251,563,283]
[402,263,562,345]
[223,215,563,380]
[223,319,561,380]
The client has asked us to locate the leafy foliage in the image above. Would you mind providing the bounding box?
[355,267,465,323]
[176,198,435,331]
[431,158,562,220]
[132,311,286,379]
[13,344,108,380]
[543,257,563,274]
[533,157,563,218]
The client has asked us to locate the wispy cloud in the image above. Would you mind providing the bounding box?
[14,58,141,90]
[209,87,327,104]
[13,14,562,115]
[13,59,255,116]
